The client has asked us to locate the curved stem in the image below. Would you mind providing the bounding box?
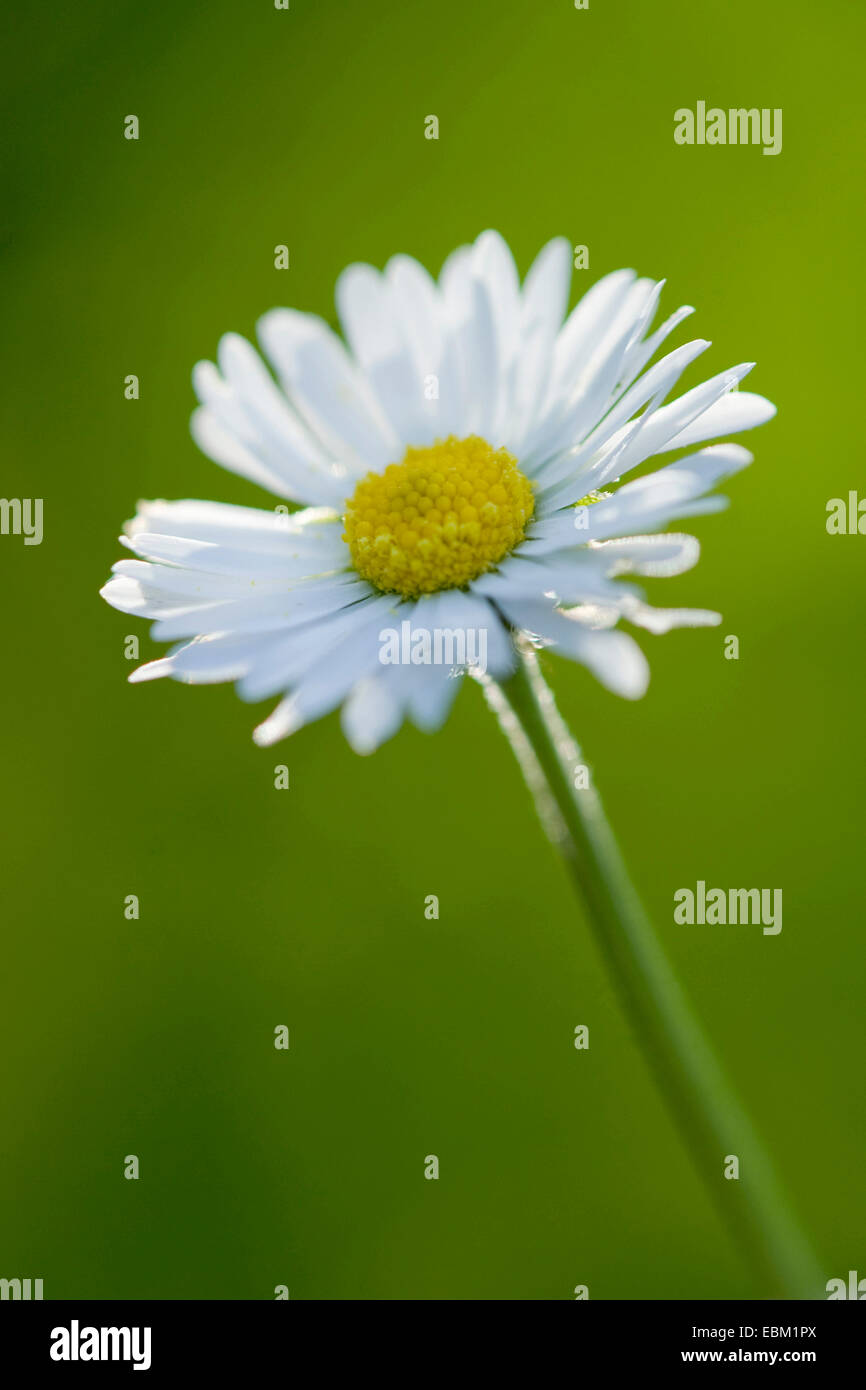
[486,646,822,1299]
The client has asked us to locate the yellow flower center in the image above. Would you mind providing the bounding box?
[343,435,534,598]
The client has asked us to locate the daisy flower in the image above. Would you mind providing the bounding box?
[98,233,821,1295]
[101,230,774,752]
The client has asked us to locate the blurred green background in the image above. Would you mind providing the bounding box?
[1,0,863,1300]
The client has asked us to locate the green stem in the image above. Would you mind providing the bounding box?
[487,645,822,1299]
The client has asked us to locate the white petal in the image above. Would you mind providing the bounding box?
[130,631,271,685]
[533,338,712,494]
[583,339,713,454]
[190,405,299,500]
[500,597,650,698]
[589,533,701,577]
[394,591,464,731]
[619,599,721,634]
[542,444,751,542]
[252,601,395,746]
[121,528,348,580]
[615,303,696,393]
[439,257,500,439]
[192,340,347,508]
[237,593,399,702]
[520,237,572,343]
[473,551,629,605]
[527,276,659,463]
[504,239,573,454]
[341,672,405,754]
[663,391,776,450]
[257,308,400,470]
[594,365,758,482]
[416,588,517,679]
[404,662,463,733]
[335,263,431,445]
[546,269,637,407]
[149,577,373,641]
[384,255,444,375]
[126,498,339,550]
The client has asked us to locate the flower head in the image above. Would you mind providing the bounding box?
[101,231,774,752]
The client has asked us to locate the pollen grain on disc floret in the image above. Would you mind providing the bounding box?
[343,434,535,598]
